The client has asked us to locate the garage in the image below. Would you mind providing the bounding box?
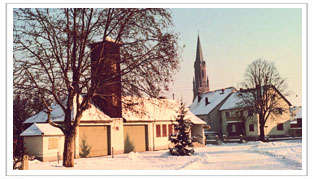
[79,125,110,157]
[123,125,147,153]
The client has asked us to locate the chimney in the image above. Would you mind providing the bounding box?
[221,88,225,94]
[205,97,209,105]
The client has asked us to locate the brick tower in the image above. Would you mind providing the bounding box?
[90,39,122,118]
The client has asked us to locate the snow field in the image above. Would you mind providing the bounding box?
[28,139,302,170]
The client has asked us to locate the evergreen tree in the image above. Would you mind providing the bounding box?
[79,134,91,158]
[169,101,194,156]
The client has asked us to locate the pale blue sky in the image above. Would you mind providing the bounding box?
[165,8,302,107]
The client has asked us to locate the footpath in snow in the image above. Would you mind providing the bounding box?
[28,139,302,170]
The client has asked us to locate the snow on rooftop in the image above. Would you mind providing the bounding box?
[189,87,235,115]
[295,108,302,119]
[219,91,253,111]
[122,97,206,125]
[20,123,63,136]
[24,96,111,124]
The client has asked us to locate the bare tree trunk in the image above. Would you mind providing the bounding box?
[259,120,265,142]
[63,132,76,167]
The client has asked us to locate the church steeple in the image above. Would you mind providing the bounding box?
[193,34,210,101]
[195,34,204,62]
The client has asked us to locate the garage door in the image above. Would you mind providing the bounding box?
[124,125,147,153]
[79,125,110,157]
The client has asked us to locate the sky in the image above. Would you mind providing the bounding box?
[164,8,302,107]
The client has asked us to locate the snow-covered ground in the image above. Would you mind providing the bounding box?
[28,139,302,170]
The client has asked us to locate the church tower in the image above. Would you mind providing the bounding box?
[193,34,210,101]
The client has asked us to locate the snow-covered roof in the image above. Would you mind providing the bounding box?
[219,91,250,111]
[220,86,291,111]
[24,96,112,124]
[189,87,235,115]
[295,108,302,119]
[20,123,63,136]
[122,97,206,125]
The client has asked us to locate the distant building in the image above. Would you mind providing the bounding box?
[219,87,292,140]
[193,35,210,100]
[289,106,302,137]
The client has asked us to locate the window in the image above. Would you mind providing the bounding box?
[162,124,167,137]
[235,111,242,117]
[249,124,254,132]
[248,110,253,117]
[278,108,283,115]
[168,124,173,136]
[48,137,58,149]
[156,125,161,137]
[225,112,230,118]
[277,123,284,131]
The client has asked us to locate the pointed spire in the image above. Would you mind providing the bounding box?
[196,34,204,62]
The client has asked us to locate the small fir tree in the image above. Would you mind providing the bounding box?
[169,101,194,156]
[79,134,91,158]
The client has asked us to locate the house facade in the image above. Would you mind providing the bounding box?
[123,97,206,152]
[189,87,235,137]
[219,87,291,140]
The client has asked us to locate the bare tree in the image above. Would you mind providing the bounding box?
[13,8,180,167]
[239,59,289,142]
